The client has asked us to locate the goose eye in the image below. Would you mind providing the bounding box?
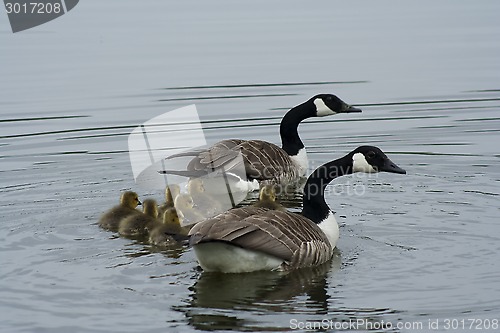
[367,151,376,159]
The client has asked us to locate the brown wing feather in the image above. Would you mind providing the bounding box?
[185,139,299,184]
[239,140,297,182]
[186,139,244,172]
[189,207,333,269]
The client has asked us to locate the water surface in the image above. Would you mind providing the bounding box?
[1,1,500,332]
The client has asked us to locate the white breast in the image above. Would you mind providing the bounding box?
[289,148,309,176]
[317,211,339,248]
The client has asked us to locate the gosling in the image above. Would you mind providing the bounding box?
[187,178,223,216]
[174,193,206,226]
[158,184,180,217]
[252,185,286,211]
[149,207,189,246]
[98,191,141,232]
[118,198,158,238]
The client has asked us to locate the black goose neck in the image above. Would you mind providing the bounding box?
[301,154,353,223]
[280,101,314,156]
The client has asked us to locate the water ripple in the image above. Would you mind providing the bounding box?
[162,80,368,90]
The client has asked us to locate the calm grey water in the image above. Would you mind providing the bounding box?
[1,1,500,332]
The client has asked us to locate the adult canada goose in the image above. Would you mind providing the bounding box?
[118,198,158,237]
[98,191,141,232]
[252,185,287,212]
[189,146,406,273]
[160,94,361,190]
[158,184,180,217]
[149,208,189,246]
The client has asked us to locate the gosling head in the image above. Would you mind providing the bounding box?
[163,207,180,227]
[142,198,159,218]
[351,146,406,174]
[259,185,277,203]
[120,191,141,209]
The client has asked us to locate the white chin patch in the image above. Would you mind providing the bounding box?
[313,98,335,117]
[352,153,377,173]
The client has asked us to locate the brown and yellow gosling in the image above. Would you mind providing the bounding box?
[118,198,158,237]
[149,207,189,246]
[158,184,180,217]
[252,185,286,211]
[98,191,141,232]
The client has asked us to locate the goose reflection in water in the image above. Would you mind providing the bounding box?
[179,252,340,331]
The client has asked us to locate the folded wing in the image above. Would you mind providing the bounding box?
[189,207,333,269]
[168,139,299,184]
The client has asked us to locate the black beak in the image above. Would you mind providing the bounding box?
[341,104,362,113]
[137,200,142,206]
[379,157,406,174]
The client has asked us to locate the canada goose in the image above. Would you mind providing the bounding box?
[174,193,206,225]
[252,185,287,212]
[188,146,406,273]
[118,198,158,237]
[149,208,189,246]
[158,184,180,217]
[98,191,141,232]
[160,94,361,190]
